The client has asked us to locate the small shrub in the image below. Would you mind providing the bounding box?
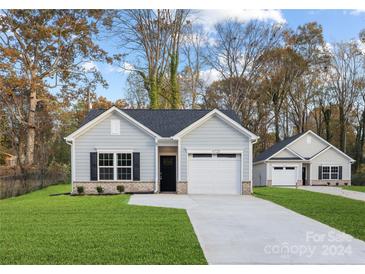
[117,185,125,193]
[344,182,348,186]
[96,186,103,194]
[336,182,339,186]
[327,182,330,186]
[77,186,84,194]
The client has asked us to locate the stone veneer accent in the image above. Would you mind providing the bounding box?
[311,180,351,186]
[242,181,252,195]
[177,181,187,194]
[73,181,154,194]
[267,180,272,187]
[296,180,303,186]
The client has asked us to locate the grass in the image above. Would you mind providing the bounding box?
[254,187,365,242]
[0,184,207,265]
[342,186,365,193]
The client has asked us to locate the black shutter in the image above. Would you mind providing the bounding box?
[133,152,140,181]
[90,152,98,181]
[339,166,342,180]
[318,166,322,180]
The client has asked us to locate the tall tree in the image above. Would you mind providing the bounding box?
[205,20,284,115]
[328,42,365,152]
[107,9,190,109]
[258,47,307,142]
[0,10,109,166]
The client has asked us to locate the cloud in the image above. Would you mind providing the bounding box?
[200,69,221,85]
[350,9,365,15]
[190,9,286,32]
[108,62,134,74]
[82,61,98,72]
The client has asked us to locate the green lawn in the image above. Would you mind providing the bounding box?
[0,185,206,265]
[254,187,365,242]
[342,186,365,193]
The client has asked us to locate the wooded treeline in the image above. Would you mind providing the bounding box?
[0,9,365,179]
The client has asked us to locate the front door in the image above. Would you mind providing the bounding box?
[302,166,306,185]
[160,156,176,192]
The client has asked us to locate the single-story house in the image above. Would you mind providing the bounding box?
[253,130,355,187]
[65,106,259,195]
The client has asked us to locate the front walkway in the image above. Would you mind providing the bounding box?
[129,194,365,264]
[299,186,365,202]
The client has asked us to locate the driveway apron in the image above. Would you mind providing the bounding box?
[129,194,365,264]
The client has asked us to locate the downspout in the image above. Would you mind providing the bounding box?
[64,138,73,193]
[250,137,259,194]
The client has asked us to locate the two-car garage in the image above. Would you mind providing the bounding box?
[187,153,241,195]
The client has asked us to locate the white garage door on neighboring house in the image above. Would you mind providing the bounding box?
[272,166,297,186]
[188,153,241,194]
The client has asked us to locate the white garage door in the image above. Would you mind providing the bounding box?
[188,153,241,194]
[272,166,297,186]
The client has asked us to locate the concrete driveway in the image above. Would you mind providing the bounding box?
[299,186,365,202]
[129,194,365,264]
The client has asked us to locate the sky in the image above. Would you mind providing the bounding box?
[92,9,365,102]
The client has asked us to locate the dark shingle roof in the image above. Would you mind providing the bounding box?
[254,132,306,162]
[80,108,242,137]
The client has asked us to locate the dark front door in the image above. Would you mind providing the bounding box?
[302,167,306,185]
[160,156,176,192]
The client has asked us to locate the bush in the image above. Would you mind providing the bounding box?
[327,182,330,186]
[336,182,339,186]
[77,186,84,194]
[117,185,125,193]
[344,182,348,186]
[96,186,103,194]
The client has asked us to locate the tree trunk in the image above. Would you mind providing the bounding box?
[170,52,180,109]
[25,84,37,166]
[274,106,280,142]
[149,75,159,109]
[339,105,346,152]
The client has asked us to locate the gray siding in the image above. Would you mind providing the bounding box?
[253,163,266,186]
[310,147,351,180]
[275,149,297,158]
[180,115,250,181]
[74,111,155,181]
[288,132,327,158]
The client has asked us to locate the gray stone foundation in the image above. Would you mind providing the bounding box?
[311,180,351,186]
[177,181,187,194]
[73,181,155,194]
[242,181,252,195]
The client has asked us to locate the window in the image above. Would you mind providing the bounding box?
[274,167,284,170]
[285,167,295,170]
[322,166,330,180]
[117,153,132,180]
[217,154,237,158]
[111,119,120,135]
[331,166,339,179]
[99,153,114,180]
[98,152,133,181]
[192,154,212,158]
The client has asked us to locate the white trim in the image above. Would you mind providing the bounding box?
[177,138,181,182]
[96,149,133,153]
[172,109,258,140]
[65,106,161,141]
[97,152,133,182]
[320,165,341,180]
[269,147,305,161]
[186,149,244,154]
[310,144,355,162]
[72,139,76,186]
[154,139,158,193]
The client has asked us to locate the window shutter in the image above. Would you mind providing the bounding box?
[318,166,322,180]
[133,152,140,181]
[90,152,98,181]
[339,166,342,180]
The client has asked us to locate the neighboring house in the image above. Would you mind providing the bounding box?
[65,106,259,195]
[253,130,355,187]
